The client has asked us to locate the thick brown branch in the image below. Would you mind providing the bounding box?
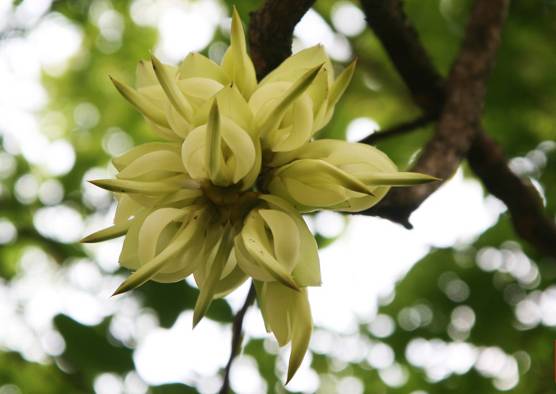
[359,1,556,259]
[248,0,315,79]
[361,0,509,224]
[469,132,556,258]
[399,0,509,208]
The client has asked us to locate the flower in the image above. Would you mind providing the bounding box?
[82,7,436,381]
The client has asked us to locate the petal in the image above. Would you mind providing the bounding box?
[287,288,312,383]
[157,211,209,279]
[152,55,194,121]
[167,103,192,138]
[182,126,208,180]
[235,235,275,282]
[240,137,262,191]
[111,76,170,127]
[241,212,299,290]
[276,177,344,208]
[267,95,313,152]
[81,220,130,243]
[136,60,158,88]
[213,266,248,299]
[193,226,234,327]
[261,282,294,346]
[89,178,183,194]
[215,84,253,132]
[276,159,372,195]
[257,65,322,138]
[221,118,256,183]
[221,7,257,98]
[177,78,224,108]
[119,212,147,270]
[205,102,224,185]
[145,118,182,142]
[260,196,321,286]
[137,208,187,264]
[258,209,300,272]
[117,150,184,179]
[327,59,356,110]
[114,194,144,223]
[113,142,179,171]
[178,52,229,84]
[113,209,205,295]
[261,45,330,85]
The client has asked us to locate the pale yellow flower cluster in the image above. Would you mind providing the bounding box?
[83,8,435,381]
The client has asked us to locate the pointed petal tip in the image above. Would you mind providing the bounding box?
[88,179,115,191]
[281,276,301,292]
[79,234,94,243]
[406,172,442,184]
[88,179,104,187]
[111,283,128,297]
[109,75,121,86]
[285,371,294,385]
[150,54,162,70]
[192,312,202,329]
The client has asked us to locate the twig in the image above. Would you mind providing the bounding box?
[219,283,256,394]
[359,114,435,145]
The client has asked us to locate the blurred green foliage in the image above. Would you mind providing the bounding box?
[0,0,555,393]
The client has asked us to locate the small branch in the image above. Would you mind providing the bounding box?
[468,131,556,258]
[359,114,435,145]
[219,283,256,394]
[248,0,315,79]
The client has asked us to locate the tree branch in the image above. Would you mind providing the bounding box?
[360,114,435,145]
[248,0,315,79]
[219,283,256,394]
[360,0,509,223]
[359,1,556,259]
[360,0,445,113]
[468,132,556,258]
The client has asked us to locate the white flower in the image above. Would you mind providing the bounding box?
[82,7,436,381]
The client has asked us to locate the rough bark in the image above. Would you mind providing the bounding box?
[248,0,316,79]
[362,0,509,225]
